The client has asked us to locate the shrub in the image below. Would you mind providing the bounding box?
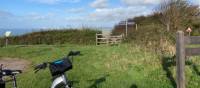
[0,28,101,45]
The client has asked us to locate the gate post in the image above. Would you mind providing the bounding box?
[176,31,185,88]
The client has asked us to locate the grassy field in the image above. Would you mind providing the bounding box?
[0,44,200,88]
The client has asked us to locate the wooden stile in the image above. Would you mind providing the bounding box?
[176,31,200,88]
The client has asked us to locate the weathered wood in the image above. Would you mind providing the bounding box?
[97,38,107,40]
[109,36,122,38]
[5,38,8,47]
[96,33,98,45]
[176,32,200,88]
[96,34,105,36]
[97,42,108,43]
[176,31,185,88]
[185,48,200,56]
[185,36,200,45]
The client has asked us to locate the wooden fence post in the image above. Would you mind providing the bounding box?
[96,33,98,45]
[5,37,8,47]
[176,31,185,88]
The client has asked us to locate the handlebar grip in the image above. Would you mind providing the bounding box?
[1,70,22,76]
[68,51,81,56]
[12,70,22,74]
[34,63,47,73]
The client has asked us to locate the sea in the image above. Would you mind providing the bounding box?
[0,27,113,37]
[0,29,41,37]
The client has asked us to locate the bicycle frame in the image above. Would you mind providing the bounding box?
[0,64,21,88]
[12,75,18,88]
[34,51,80,88]
[51,74,70,88]
[0,75,17,88]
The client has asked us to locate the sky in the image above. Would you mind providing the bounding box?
[0,0,199,31]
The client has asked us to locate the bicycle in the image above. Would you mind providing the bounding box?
[0,64,22,88]
[34,51,80,88]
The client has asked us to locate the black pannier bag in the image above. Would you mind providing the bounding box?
[49,58,72,76]
[0,82,5,88]
[0,71,5,88]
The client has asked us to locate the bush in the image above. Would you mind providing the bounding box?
[0,28,101,45]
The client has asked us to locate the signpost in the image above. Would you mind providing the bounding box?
[4,31,11,47]
[119,20,135,37]
[135,23,138,31]
[186,27,192,36]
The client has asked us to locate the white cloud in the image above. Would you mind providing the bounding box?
[23,12,55,20]
[66,8,85,13]
[0,11,66,29]
[88,6,151,21]
[0,10,14,18]
[90,0,108,9]
[0,0,157,29]
[121,0,160,6]
[191,0,200,7]
[30,0,80,4]
[65,6,152,27]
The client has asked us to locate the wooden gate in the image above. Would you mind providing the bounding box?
[96,33,123,45]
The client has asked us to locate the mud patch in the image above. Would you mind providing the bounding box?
[0,58,31,71]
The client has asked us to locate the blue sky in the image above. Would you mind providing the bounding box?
[0,0,199,30]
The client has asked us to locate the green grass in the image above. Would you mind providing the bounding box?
[0,44,200,88]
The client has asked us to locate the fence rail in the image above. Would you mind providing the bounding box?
[184,36,200,44]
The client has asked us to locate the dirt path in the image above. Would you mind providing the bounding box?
[0,58,31,71]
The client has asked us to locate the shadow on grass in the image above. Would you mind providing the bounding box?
[186,61,200,76]
[186,59,200,76]
[161,55,176,88]
[68,80,79,87]
[130,84,137,88]
[192,64,200,75]
[88,74,109,88]
[162,55,200,88]
[26,48,51,55]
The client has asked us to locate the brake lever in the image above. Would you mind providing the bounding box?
[67,51,81,57]
[34,63,47,73]
[34,69,40,73]
[12,70,22,74]
[0,64,3,71]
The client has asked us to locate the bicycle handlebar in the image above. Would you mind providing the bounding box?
[34,51,81,73]
[0,65,22,88]
[0,70,22,76]
[0,64,22,77]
